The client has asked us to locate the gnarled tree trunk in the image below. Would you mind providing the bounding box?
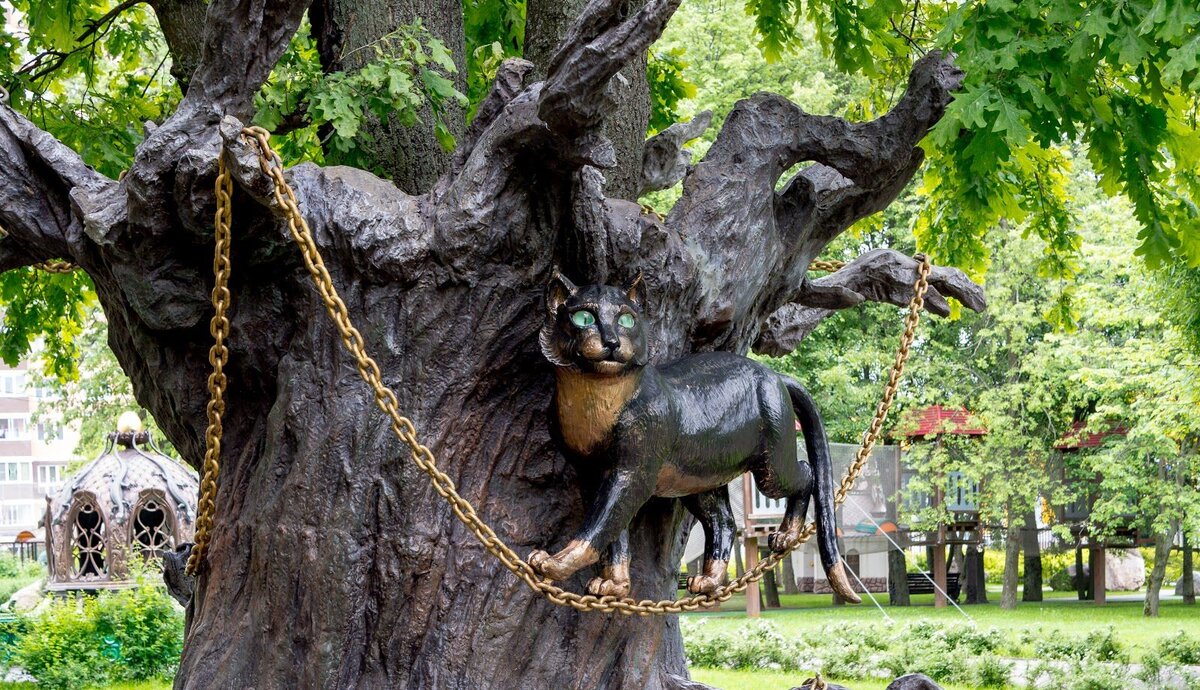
[0,0,980,687]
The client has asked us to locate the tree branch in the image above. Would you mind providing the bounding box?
[0,99,113,268]
[753,249,987,356]
[13,0,145,84]
[661,52,963,351]
[217,117,430,283]
[185,0,310,117]
[538,0,681,157]
[639,110,711,197]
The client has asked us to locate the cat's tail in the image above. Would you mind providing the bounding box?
[786,380,861,604]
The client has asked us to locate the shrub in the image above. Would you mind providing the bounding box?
[13,594,114,690]
[93,575,185,680]
[1064,662,1129,690]
[1155,631,1200,665]
[1031,626,1127,663]
[11,563,184,689]
[973,656,1010,688]
[1048,566,1079,592]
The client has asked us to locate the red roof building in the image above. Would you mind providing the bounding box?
[1054,420,1129,451]
[899,405,987,438]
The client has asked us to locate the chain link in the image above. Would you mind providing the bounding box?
[185,150,234,576]
[807,259,847,273]
[34,260,78,273]
[187,125,931,613]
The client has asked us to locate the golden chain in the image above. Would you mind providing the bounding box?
[34,260,78,273]
[807,259,846,273]
[187,125,931,613]
[185,150,234,575]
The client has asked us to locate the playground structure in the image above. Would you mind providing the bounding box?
[689,405,990,614]
[1053,419,1136,604]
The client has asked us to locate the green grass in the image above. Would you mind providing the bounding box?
[691,669,979,690]
[681,590,1197,657]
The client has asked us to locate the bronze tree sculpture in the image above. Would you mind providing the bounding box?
[0,0,985,686]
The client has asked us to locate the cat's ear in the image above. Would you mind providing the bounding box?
[624,270,645,310]
[546,270,578,314]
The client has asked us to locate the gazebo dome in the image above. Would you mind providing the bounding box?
[43,418,198,592]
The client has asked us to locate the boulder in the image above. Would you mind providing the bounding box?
[1105,549,1145,591]
[6,578,43,612]
[1175,572,1199,596]
[1059,550,1145,591]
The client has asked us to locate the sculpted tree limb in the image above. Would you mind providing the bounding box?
[755,249,987,357]
[640,110,712,196]
[0,0,982,687]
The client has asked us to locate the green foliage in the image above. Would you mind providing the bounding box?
[13,567,183,689]
[0,269,96,381]
[254,20,468,171]
[14,595,111,690]
[1,0,178,376]
[29,309,170,460]
[682,618,1011,684]
[463,0,525,112]
[1028,626,1128,663]
[1155,631,1200,666]
[646,48,696,134]
[739,0,1200,302]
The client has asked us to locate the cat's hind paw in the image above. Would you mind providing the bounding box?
[528,550,556,578]
[767,528,802,553]
[586,577,631,598]
[686,575,722,595]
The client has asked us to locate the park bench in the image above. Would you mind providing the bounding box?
[904,572,961,600]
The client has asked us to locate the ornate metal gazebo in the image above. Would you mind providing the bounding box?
[43,414,198,592]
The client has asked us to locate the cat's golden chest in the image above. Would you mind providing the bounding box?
[554,370,640,456]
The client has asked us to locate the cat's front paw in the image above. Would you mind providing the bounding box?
[686,575,723,595]
[586,577,631,598]
[768,528,802,553]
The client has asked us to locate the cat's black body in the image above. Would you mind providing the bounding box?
[529,273,859,603]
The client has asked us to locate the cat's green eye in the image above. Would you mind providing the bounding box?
[570,310,596,328]
[618,313,636,329]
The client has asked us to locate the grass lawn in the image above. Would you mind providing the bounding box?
[681,589,1197,657]
[682,590,1199,689]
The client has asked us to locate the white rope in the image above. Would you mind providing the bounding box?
[846,500,975,623]
[839,554,893,623]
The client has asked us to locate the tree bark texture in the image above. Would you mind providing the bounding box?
[1021,509,1042,602]
[309,0,467,193]
[0,0,981,687]
[1001,517,1020,610]
[1183,533,1195,605]
[781,551,799,594]
[887,546,909,605]
[525,0,650,201]
[1144,522,1175,617]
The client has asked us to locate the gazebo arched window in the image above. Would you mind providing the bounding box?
[71,500,107,579]
[131,495,174,560]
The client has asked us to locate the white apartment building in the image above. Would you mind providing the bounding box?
[0,362,77,542]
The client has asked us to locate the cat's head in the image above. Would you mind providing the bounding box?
[540,271,648,375]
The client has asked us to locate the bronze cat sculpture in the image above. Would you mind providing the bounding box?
[528,272,860,603]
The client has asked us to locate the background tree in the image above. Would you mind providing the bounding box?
[0,0,986,687]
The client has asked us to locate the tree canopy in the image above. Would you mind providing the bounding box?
[0,0,1197,375]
